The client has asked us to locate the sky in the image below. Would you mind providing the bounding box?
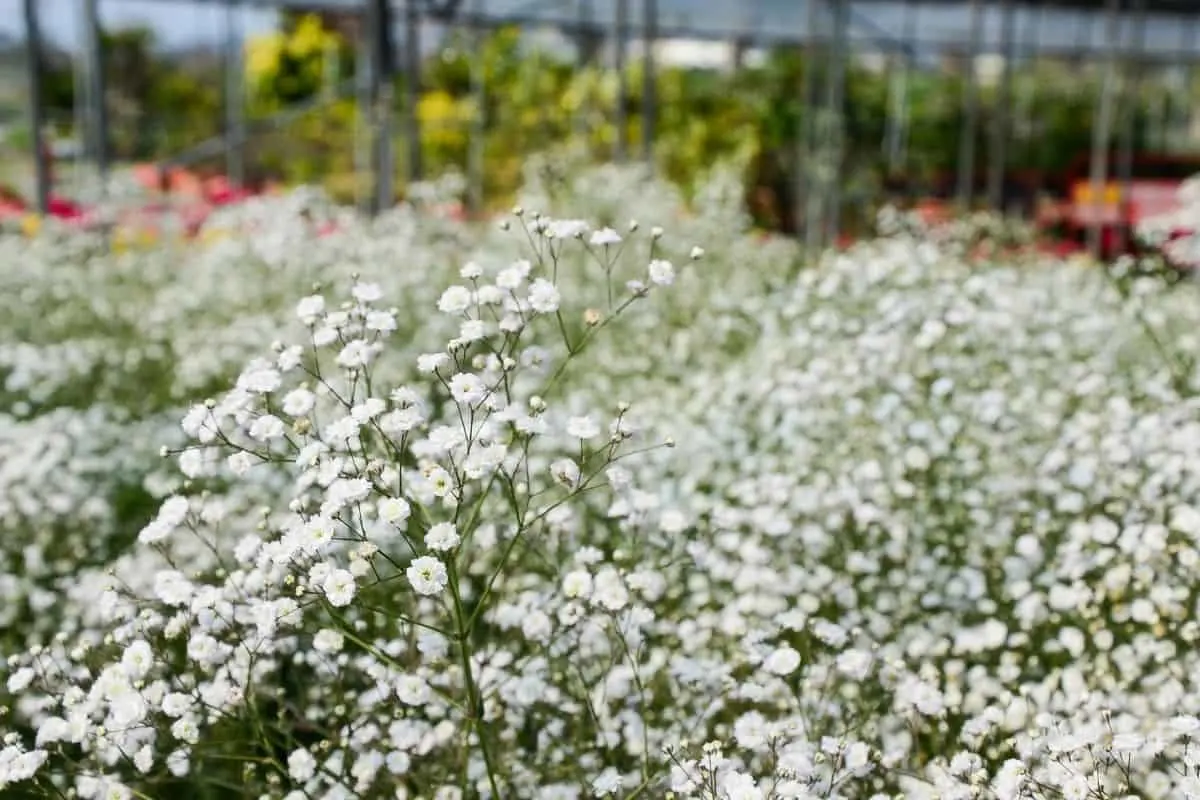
[1,0,1198,59]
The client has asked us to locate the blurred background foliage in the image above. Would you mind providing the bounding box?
[7,10,1194,230]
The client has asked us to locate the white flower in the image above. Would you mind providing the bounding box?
[562,570,593,599]
[460,261,483,279]
[591,767,622,795]
[248,413,285,441]
[566,416,600,440]
[365,309,397,332]
[312,629,345,654]
[281,387,316,417]
[352,281,383,303]
[337,339,376,369]
[528,278,561,314]
[648,259,675,285]
[288,748,317,782]
[448,372,488,405]
[437,285,473,314]
[296,294,325,323]
[590,227,622,246]
[395,674,431,706]
[550,458,581,488]
[379,497,411,525]
[424,522,461,552]
[763,646,801,676]
[238,366,282,393]
[417,352,450,373]
[496,261,530,290]
[323,569,357,607]
[407,556,449,595]
[547,218,590,239]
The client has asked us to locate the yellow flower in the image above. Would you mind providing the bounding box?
[21,214,40,237]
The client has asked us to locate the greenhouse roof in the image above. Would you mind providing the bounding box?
[103,0,1200,59]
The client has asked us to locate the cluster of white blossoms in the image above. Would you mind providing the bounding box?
[6,160,1200,800]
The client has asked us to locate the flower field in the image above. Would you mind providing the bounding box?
[3,159,1200,800]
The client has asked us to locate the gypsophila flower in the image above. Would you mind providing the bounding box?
[448,372,488,405]
[528,278,561,314]
[648,259,675,286]
[437,285,473,314]
[365,309,398,332]
[322,569,357,607]
[417,352,450,373]
[590,227,622,246]
[296,294,325,323]
[352,281,383,303]
[566,415,600,440]
[764,646,801,676]
[312,628,345,654]
[550,458,581,488]
[288,748,317,782]
[337,339,377,369]
[406,556,449,595]
[379,496,411,524]
[424,522,461,552]
[248,413,285,441]
[281,387,316,417]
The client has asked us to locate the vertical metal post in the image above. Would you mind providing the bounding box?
[366,0,395,214]
[822,0,849,247]
[404,0,422,184]
[988,0,1016,212]
[23,0,48,215]
[1185,16,1198,149]
[468,0,486,214]
[223,1,245,187]
[801,0,824,253]
[614,0,629,161]
[1115,0,1145,254]
[641,0,657,166]
[1087,0,1122,259]
[1073,7,1093,66]
[956,0,983,211]
[355,25,371,213]
[1021,0,1044,203]
[576,0,594,139]
[885,0,916,180]
[81,0,108,190]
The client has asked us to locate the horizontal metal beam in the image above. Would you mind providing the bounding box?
[74,0,1200,16]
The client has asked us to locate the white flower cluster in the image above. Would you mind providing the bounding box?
[5,161,1200,800]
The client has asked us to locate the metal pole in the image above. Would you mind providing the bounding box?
[956,0,983,211]
[468,0,486,214]
[23,0,48,215]
[1115,0,1146,255]
[576,0,593,139]
[885,0,916,180]
[822,0,848,247]
[355,26,371,213]
[988,0,1016,212]
[641,0,657,166]
[1086,0,1122,259]
[223,1,245,187]
[801,0,824,253]
[614,0,629,161]
[366,0,395,213]
[1185,16,1198,149]
[404,0,422,184]
[81,0,108,190]
[1021,0,1043,202]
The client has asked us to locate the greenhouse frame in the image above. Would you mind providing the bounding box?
[16,0,1200,255]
